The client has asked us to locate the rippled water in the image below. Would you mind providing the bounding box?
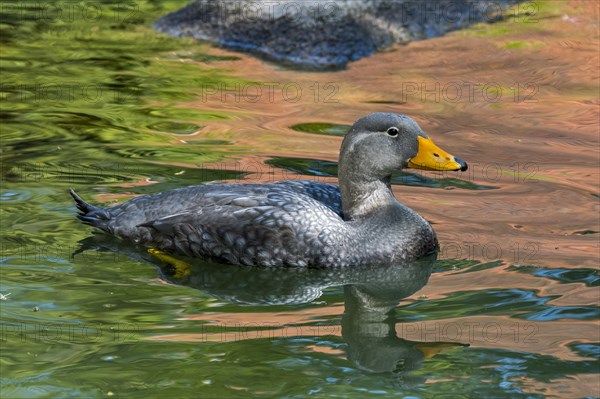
[1,1,599,398]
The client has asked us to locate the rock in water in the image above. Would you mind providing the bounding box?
[154,0,524,70]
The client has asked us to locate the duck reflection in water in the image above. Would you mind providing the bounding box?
[76,237,466,385]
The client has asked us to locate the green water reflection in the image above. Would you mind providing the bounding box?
[290,122,351,137]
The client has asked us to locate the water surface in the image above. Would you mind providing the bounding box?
[1,1,599,398]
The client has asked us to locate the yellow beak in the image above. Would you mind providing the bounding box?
[407,136,468,171]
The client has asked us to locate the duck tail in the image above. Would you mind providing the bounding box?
[69,189,112,232]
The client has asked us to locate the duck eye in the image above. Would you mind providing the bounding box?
[387,127,399,137]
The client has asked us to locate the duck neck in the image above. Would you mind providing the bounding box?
[339,170,397,220]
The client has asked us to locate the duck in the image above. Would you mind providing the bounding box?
[70,113,467,267]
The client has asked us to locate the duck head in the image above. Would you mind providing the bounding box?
[338,113,467,218]
[340,113,467,177]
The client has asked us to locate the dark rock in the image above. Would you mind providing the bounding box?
[154,0,524,70]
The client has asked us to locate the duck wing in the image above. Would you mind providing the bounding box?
[72,181,347,267]
[137,187,347,266]
[272,180,342,217]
